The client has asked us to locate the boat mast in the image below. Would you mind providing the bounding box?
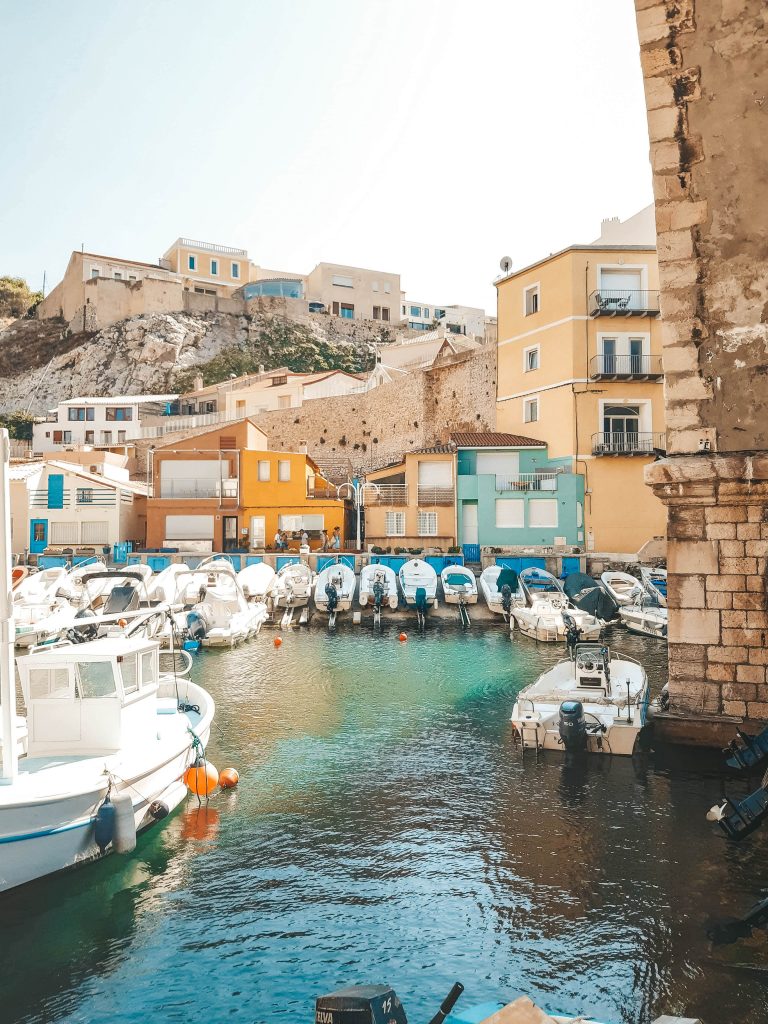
[0,429,18,781]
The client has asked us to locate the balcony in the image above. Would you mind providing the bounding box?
[307,486,340,500]
[368,484,408,505]
[589,354,664,380]
[30,488,117,507]
[592,432,666,456]
[589,290,660,317]
[495,471,562,492]
[158,477,239,500]
[416,486,454,506]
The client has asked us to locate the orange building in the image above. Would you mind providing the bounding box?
[145,419,346,552]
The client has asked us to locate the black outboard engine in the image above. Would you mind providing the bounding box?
[559,699,587,752]
[372,579,385,610]
[562,612,582,659]
[500,583,512,614]
[315,982,463,1024]
[325,582,339,612]
[415,586,428,614]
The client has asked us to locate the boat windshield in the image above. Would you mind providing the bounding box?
[77,661,117,698]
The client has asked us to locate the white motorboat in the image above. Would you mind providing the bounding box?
[183,563,266,646]
[0,629,215,892]
[237,561,277,603]
[398,558,438,611]
[479,565,525,619]
[147,562,191,604]
[640,566,667,607]
[512,567,603,642]
[619,598,668,639]
[599,570,644,607]
[13,566,79,647]
[359,564,398,611]
[314,562,356,619]
[510,642,649,756]
[440,564,478,604]
[273,561,314,609]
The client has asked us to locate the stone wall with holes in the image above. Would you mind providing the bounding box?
[636,0,768,731]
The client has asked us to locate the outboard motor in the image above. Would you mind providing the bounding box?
[414,587,428,614]
[185,610,208,643]
[500,583,512,614]
[562,612,582,659]
[325,582,339,613]
[559,699,587,752]
[315,982,463,1024]
[372,578,385,610]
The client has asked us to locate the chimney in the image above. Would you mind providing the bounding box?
[298,439,308,454]
[193,373,203,391]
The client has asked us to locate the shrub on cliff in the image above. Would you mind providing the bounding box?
[0,277,43,319]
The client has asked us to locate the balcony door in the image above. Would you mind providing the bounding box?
[601,338,616,375]
[629,338,643,374]
[603,405,640,453]
[600,268,643,310]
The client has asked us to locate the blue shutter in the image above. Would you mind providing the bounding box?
[47,473,64,509]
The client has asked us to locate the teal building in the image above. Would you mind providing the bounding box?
[452,432,585,554]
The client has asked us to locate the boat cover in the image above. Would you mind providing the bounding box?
[496,568,519,592]
[445,573,472,587]
[563,573,619,621]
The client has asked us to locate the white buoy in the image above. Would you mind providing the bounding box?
[112,791,137,853]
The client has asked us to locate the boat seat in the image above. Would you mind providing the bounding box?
[156,698,178,716]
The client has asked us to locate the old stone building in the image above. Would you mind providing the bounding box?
[635,0,768,737]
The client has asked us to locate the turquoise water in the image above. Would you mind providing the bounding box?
[2,625,768,1024]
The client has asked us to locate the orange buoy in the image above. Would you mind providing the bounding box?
[219,768,239,789]
[118,618,128,628]
[399,632,408,642]
[274,636,282,647]
[183,759,219,797]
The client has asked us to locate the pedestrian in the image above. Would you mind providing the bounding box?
[301,529,309,547]
[331,526,341,551]
[281,531,290,550]
[320,529,328,551]
[273,529,283,551]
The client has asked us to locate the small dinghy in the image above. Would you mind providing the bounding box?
[479,565,525,620]
[314,562,356,626]
[274,561,314,627]
[359,564,398,621]
[398,558,438,627]
[510,641,649,756]
[237,561,277,603]
[600,570,644,607]
[640,565,667,607]
[619,594,668,639]
[512,567,603,642]
[440,565,477,604]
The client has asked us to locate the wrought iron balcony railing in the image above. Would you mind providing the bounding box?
[592,432,666,456]
[367,484,408,505]
[417,485,454,506]
[495,471,562,492]
[589,354,664,380]
[588,289,661,317]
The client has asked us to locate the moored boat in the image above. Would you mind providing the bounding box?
[398,558,438,618]
[314,562,356,616]
[479,565,525,619]
[512,567,603,642]
[600,570,644,607]
[359,564,398,611]
[237,561,277,603]
[640,565,667,607]
[440,564,478,605]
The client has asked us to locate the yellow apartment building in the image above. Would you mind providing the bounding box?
[364,446,456,549]
[495,207,667,554]
[162,237,249,296]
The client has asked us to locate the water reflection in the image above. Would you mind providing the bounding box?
[1,626,767,1024]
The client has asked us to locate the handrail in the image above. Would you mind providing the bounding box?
[589,354,663,377]
[588,289,661,315]
[591,431,666,455]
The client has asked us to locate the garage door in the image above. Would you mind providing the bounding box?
[165,515,215,540]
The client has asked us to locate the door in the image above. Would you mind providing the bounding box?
[222,516,239,552]
[601,338,616,375]
[250,516,266,549]
[603,405,641,453]
[599,269,642,309]
[462,502,478,544]
[629,338,643,374]
[30,519,48,554]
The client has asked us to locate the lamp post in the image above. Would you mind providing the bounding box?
[336,479,379,552]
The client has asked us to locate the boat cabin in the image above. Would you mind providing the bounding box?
[573,644,612,694]
[17,637,162,757]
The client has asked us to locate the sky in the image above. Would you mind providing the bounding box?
[0,0,653,313]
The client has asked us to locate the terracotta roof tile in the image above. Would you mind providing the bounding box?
[450,431,546,448]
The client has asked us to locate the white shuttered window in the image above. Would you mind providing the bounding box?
[81,521,109,544]
[495,500,524,528]
[385,512,405,536]
[528,499,558,528]
[50,522,79,544]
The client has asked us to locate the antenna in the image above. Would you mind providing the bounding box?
[499,256,512,275]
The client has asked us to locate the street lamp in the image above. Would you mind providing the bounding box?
[336,479,379,552]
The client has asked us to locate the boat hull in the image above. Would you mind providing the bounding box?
[512,613,602,643]
[510,714,643,756]
[442,592,478,605]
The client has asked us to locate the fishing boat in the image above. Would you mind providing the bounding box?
[314,562,356,621]
[510,641,649,756]
[13,566,80,647]
[440,565,478,604]
[599,569,644,607]
[479,565,525,619]
[619,595,668,639]
[237,561,277,603]
[512,567,603,642]
[640,566,667,607]
[359,564,398,611]
[398,558,438,625]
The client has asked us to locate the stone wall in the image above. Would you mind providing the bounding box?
[636,0,768,732]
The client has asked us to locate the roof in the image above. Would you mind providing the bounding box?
[8,462,44,481]
[80,252,167,271]
[451,432,547,448]
[59,394,178,406]
[46,460,149,495]
[412,443,456,455]
[494,243,656,287]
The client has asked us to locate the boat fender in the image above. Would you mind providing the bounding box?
[112,791,137,853]
[149,800,170,821]
[94,797,116,854]
[558,700,587,752]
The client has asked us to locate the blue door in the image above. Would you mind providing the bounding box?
[30,519,48,554]
[561,556,582,577]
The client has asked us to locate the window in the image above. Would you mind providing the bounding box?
[165,515,215,540]
[141,651,156,688]
[410,305,421,317]
[524,284,540,316]
[53,431,62,443]
[85,430,94,444]
[495,500,525,528]
[271,375,288,386]
[529,498,558,528]
[81,521,108,544]
[231,262,240,279]
[77,488,93,504]
[128,275,137,281]
[523,396,539,423]
[51,522,79,544]
[258,460,270,481]
[117,430,126,443]
[423,307,430,317]
[434,308,446,319]
[601,337,616,374]
[373,306,381,320]
[278,460,291,482]
[62,431,72,443]
[603,404,641,436]
[340,303,354,319]
[211,259,218,276]
[417,511,438,536]
[402,304,406,315]
[68,408,84,421]
[78,661,117,698]
[523,345,540,372]
[32,522,46,543]
[381,307,390,322]
[106,407,133,421]
[630,338,643,373]
[250,515,266,547]
[90,268,100,278]
[278,395,291,409]
[372,281,379,292]
[29,667,71,700]
[384,282,391,294]
[188,255,196,270]
[385,511,405,536]
[120,654,139,695]
[101,430,112,444]
[332,274,353,288]
[114,271,122,280]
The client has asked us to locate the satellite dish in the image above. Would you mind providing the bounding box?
[499,256,513,275]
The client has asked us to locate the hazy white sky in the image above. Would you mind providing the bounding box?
[0,0,652,313]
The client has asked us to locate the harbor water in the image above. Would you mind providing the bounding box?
[2,625,767,1024]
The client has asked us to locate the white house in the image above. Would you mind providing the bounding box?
[400,300,487,338]
[32,394,178,455]
[9,456,148,557]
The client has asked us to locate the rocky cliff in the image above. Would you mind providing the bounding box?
[0,309,389,413]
